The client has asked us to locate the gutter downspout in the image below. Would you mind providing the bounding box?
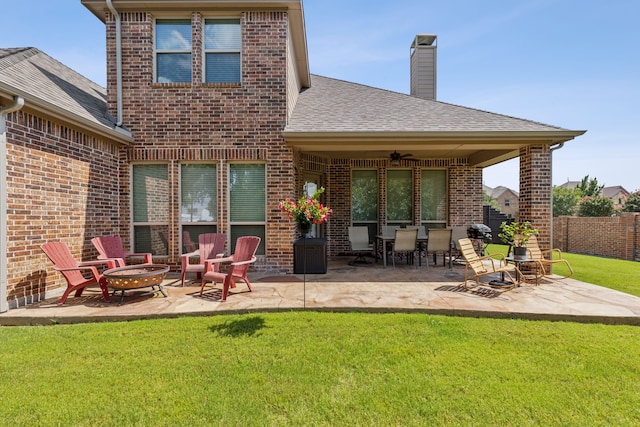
[0,95,25,312]
[549,142,565,252]
[106,0,124,127]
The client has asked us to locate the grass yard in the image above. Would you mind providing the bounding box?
[1,248,639,425]
[1,312,639,426]
[487,244,640,297]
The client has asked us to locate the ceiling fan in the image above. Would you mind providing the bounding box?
[389,151,418,164]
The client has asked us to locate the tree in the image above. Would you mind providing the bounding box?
[553,186,581,216]
[578,175,604,197]
[483,191,499,210]
[622,190,640,212]
[578,196,614,217]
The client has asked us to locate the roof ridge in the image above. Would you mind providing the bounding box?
[0,47,39,71]
[309,73,569,131]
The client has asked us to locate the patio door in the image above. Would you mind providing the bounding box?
[303,173,323,238]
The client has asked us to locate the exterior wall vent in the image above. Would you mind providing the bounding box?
[410,34,437,100]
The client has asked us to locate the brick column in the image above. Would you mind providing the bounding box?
[519,145,552,249]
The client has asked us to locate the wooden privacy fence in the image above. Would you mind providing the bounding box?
[553,213,639,261]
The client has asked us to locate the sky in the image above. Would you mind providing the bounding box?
[3,0,639,193]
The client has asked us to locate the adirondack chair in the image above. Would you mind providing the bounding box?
[180,233,227,286]
[200,236,260,301]
[91,235,153,268]
[41,241,112,304]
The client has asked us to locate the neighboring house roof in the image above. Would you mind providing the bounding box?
[0,47,132,143]
[284,75,585,167]
[484,185,518,199]
[602,186,629,199]
[558,181,629,198]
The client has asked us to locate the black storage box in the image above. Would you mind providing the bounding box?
[294,238,327,274]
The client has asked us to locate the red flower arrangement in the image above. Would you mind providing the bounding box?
[279,187,333,227]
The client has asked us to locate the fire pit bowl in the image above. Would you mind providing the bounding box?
[103,264,169,304]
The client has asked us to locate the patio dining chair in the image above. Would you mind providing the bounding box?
[458,238,520,290]
[348,226,373,265]
[200,236,261,301]
[425,228,453,270]
[391,228,418,268]
[91,235,153,268]
[180,233,226,286]
[41,241,112,304]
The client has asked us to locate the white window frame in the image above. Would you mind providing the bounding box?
[203,17,242,84]
[227,162,266,255]
[420,169,447,229]
[131,163,170,256]
[179,163,219,253]
[154,18,193,83]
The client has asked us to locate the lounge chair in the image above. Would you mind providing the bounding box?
[41,241,112,304]
[180,233,226,286]
[458,238,520,290]
[91,235,153,268]
[525,235,574,279]
[200,236,260,301]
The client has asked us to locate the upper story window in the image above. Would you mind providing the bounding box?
[204,19,241,83]
[155,19,192,83]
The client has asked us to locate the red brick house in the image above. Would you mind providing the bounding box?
[0,0,584,310]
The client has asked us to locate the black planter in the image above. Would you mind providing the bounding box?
[294,237,327,274]
[513,246,527,260]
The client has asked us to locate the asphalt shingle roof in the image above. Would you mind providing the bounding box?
[0,47,117,131]
[285,74,570,134]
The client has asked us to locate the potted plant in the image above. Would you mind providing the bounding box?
[279,187,333,236]
[498,221,539,259]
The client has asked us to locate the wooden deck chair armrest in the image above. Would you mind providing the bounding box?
[125,252,153,263]
[230,257,257,267]
[55,264,102,278]
[181,250,199,259]
[82,259,118,269]
[204,256,232,267]
[542,248,564,259]
[180,250,200,268]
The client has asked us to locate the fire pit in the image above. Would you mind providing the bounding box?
[103,264,169,304]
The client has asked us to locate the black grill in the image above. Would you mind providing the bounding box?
[467,224,492,243]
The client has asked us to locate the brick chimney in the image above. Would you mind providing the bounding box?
[410,34,437,100]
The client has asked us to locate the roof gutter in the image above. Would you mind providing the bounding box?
[106,0,124,127]
[0,95,25,313]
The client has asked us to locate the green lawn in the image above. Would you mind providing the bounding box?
[1,250,639,426]
[487,244,640,297]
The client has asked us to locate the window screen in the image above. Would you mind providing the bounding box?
[204,19,241,83]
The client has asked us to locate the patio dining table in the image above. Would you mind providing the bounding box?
[376,232,428,268]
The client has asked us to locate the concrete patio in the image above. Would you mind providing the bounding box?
[1,257,639,326]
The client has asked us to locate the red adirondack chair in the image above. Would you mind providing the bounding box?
[200,236,260,301]
[180,233,227,286]
[41,241,112,304]
[91,235,153,268]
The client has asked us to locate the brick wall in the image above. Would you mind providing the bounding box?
[553,213,640,261]
[107,11,295,270]
[5,110,123,307]
[519,145,552,248]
